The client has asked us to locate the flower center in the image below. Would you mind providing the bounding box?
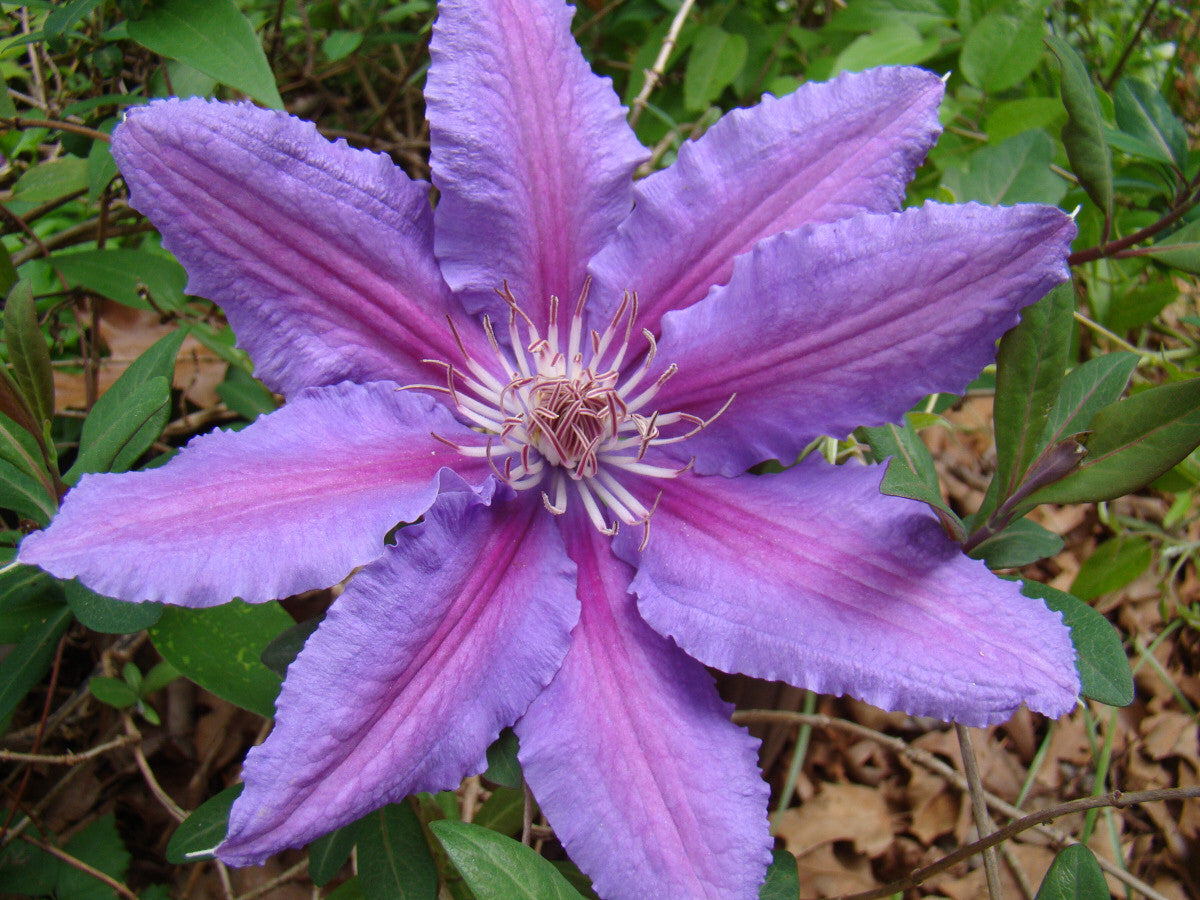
[422,281,731,539]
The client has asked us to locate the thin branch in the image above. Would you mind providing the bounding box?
[836,787,1200,900]
[1068,175,1200,266]
[124,716,188,822]
[1102,0,1163,90]
[233,859,309,900]
[2,117,112,144]
[734,711,1174,900]
[628,0,695,127]
[956,724,1002,900]
[0,735,139,765]
[17,833,140,900]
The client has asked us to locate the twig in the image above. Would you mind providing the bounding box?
[1103,0,1164,90]
[234,859,309,900]
[956,724,1002,900]
[0,632,68,844]
[733,711,1174,900]
[0,735,139,765]
[124,715,188,822]
[2,117,112,144]
[17,833,140,900]
[1068,173,1200,266]
[628,0,695,127]
[835,787,1200,900]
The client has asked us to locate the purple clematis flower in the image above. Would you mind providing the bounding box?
[19,0,1082,895]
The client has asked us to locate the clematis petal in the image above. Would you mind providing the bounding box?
[112,99,483,397]
[426,0,647,333]
[653,202,1075,475]
[219,492,578,865]
[587,66,944,334]
[616,460,1080,727]
[516,511,772,900]
[19,383,493,606]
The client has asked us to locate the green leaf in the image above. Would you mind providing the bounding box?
[127,0,284,109]
[58,814,131,900]
[1035,844,1108,899]
[683,26,747,112]
[141,659,180,695]
[66,327,184,481]
[216,366,277,421]
[89,676,139,709]
[1024,376,1200,507]
[832,23,940,74]
[1046,34,1113,218]
[1147,218,1200,275]
[0,602,71,725]
[64,578,163,633]
[472,787,525,836]
[65,375,171,483]
[859,416,964,539]
[986,97,1066,143]
[322,29,364,61]
[1107,281,1177,332]
[325,878,366,900]
[1113,77,1188,168]
[431,820,585,900]
[1040,352,1138,447]
[259,615,321,678]
[0,457,57,524]
[1070,536,1153,601]
[357,803,438,900]
[166,784,243,863]
[991,283,1074,504]
[0,243,17,296]
[51,248,188,312]
[0,565,65,643]
[484,727,522,789]
[45,0,105,38]
[970,517,1064,568]
[11,156,89,205]
[149,600,291,718]
[759,848,800,900]
[946,130,1066,205]
[308,824,358,887]
[0,408,54,498]
[960,11,1044,94]
[86,120,119,201]
[1023,581,1132,706]
[4,280,55,429]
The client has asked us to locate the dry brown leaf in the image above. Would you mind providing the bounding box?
[1141,711,1199,761]
[774,782,895,859]
[792,841,877,898]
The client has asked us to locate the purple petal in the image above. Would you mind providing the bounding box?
[616,460,1080,726]
[587,66,945,335]
[426,0,646,332]
[516,512,772,900]
[19,383,493,606]
[652,202,1075,475]
[113,99,485,397]
[219,492,577,865]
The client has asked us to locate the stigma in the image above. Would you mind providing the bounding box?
[422,281,731,539]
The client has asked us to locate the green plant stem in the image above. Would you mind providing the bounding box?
[1013,720,1055,809]
[772,690,817,820]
